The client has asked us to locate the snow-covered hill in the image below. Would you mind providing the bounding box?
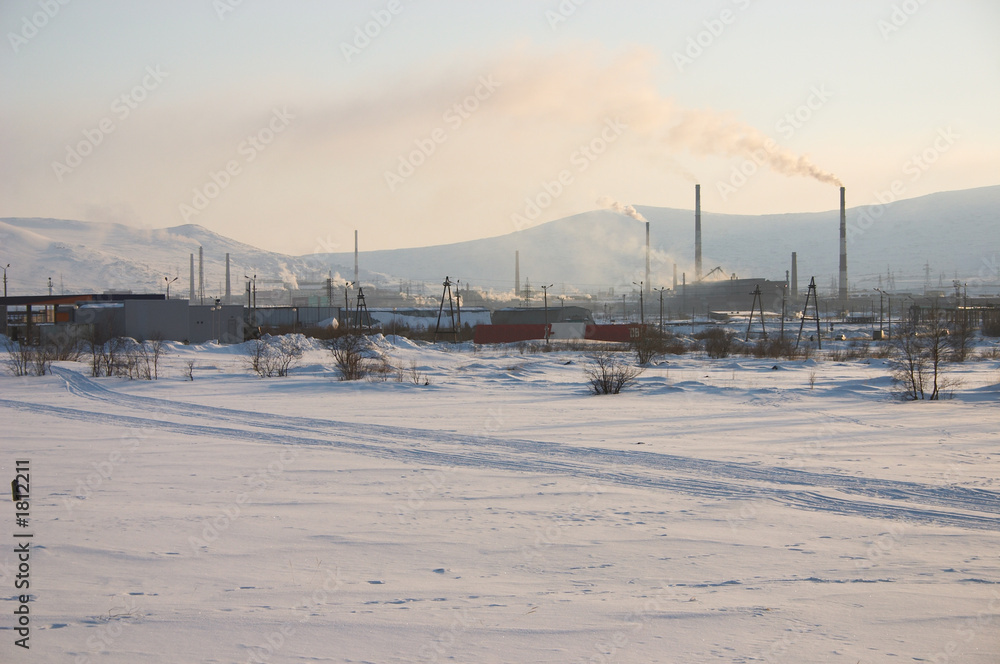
[2,185,997,297]
[318,185,1000,294]
[0,219,352,297]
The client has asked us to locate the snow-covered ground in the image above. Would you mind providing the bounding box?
[2,335,999,663]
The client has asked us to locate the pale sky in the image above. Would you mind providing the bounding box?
[2,0,998,255]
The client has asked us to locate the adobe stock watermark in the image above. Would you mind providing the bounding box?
[51,65,168,182]
[877,0,929,40]
[924,589,1000,664]
[340,0,408,63]
[76,595,142,664]
[188,446,300,555]
[395,407,505,522]
[179,107,294,223]
[214,0,245,21]
[7,0,71,54]
[519,480,606,566]
[62,428,149,515]
[243,567,345,664]
[545,0,587,30]
[510,117,627,232]
[673,0,752,73]
[716,84,833,202]
[846,126,958,243]
[384,74,501,192]
[577,579,677,664]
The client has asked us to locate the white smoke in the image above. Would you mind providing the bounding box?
[666,109,842,187]
[598,196,647,222]
[277,263,299,290]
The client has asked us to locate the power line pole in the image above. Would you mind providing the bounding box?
[541,284,553,344]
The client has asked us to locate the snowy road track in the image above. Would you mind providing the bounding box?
[1,367,996,531]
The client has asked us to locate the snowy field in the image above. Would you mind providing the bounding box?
[2,335,999,663]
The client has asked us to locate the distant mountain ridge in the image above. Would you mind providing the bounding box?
[1,185,997,297]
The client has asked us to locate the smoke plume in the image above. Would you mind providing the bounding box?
[598,196,647,222]
[666,109,842,187]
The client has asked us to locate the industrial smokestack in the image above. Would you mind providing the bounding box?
[791,251,798,296]
[189,254,195,302]
[645,221,650,293]
[354,230,359,286]
[673,263,678,290]
[515,250,520,297]
[695,184,702,281]
[198,246,204,305]
[838,186,847,305]
[225,253,231,304]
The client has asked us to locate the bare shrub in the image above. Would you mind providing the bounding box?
[3,338,32,376]
[45,327,83,361]
[408,359,428,385]
[695,327,736,359]
[888,314,957,401]
[329,333,369,381]
[366,354,394,382]
[748,336,796,359]
[184,360,195,381]
[890,322,927,401]
[147,334,166,380]
[949,310,975,362]
[585,351,644,395]
[632,331,666,365]
[245,336,303,378]
[827,340,872,362]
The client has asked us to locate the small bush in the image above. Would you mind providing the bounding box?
[584,351,644,395]
[329,333,370,381]
[695,327,736,359]
[3,338,42,376]
[245,336,303,378]
[748,336,796,359]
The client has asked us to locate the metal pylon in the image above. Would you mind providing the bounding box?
[745,284,767,341]
[354,286,372,333]
[435,276,458,341]
[796,276,822,350]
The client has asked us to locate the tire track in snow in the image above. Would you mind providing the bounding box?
[49,368,1000,520]
[3,396,1000,531]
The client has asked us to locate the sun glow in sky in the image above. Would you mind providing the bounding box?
[2,0,998,255]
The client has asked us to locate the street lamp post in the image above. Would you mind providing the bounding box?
[541,284,554,344]
[653,287,669,332]
[633,281,644,325]
[210,298,222,342]
[164,276,178,300]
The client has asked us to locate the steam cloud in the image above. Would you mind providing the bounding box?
[666,109,842,187]
[598,196,647,222]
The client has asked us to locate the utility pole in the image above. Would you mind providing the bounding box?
[244,274,256,332]
[541,284,554,344]
[796,277,822,350]
[780,284,787,339]
[746,284,767,341]
[343,281,354,332]
[653,287,669,332]
[874,288,885,339]
[633,281,644,326]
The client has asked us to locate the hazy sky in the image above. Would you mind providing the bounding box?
[2,0,998,256]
